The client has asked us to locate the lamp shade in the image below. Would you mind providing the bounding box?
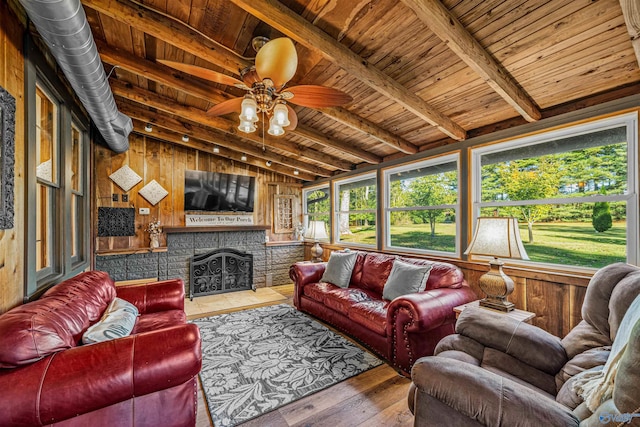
[304,220,328,241]
[465,217,529,260]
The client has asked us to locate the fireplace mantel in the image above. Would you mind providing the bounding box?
[164,225,270,233]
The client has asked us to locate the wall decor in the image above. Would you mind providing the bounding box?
[109,165,142,192]
[0,85,15,229]
[97,207,135,237]
[273,194,294,233]
[139,179,168,206]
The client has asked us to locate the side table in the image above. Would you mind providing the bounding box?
[453,300,535,324]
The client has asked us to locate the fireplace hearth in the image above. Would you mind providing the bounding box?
[189,248,254,300]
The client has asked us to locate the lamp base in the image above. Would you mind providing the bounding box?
[478,258,515,312]
[479,297,515,312]
[310,241,324,263]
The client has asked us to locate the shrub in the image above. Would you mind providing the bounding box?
[592,201,613,232]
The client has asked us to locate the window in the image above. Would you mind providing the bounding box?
[334,173,377,247]
[35,84,59,278]
[471,113,638,269]
[26,42,91,299]
[384,154,460,255]
[303,185,330,237]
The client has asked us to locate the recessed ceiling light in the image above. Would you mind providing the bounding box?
[144,123,152,132]
[182,135,189,142]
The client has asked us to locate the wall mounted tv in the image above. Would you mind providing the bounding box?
[184,170,255,213]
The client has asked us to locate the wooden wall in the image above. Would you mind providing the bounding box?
[312,245,591,337]
[0,1,25,314]
[94,134,302,252]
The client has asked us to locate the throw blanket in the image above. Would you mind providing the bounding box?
[572,294,640,411]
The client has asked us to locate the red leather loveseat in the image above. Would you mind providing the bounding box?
[0,271,202,427]
[290,251,476,376]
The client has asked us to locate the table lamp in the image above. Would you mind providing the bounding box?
[305,220,328,262]
[464,217,529,312]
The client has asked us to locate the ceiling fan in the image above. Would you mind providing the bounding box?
[158,37,352,136]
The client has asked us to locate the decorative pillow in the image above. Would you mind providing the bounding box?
[382,259,432,301]
[82,297,139,344]
[321,251,358,288]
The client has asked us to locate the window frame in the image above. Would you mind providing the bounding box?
[470,112,639,270]
[302,184,331,238]
[25,36,92,300]
[383,152,461,257]
[333,172,378,248]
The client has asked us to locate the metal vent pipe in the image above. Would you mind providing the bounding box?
[19,0,131,153]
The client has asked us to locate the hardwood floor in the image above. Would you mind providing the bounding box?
[191,284,414,427]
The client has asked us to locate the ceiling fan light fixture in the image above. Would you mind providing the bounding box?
[239,96,259,123]
[267,116,285,136]
[273,103,290,127]
[238,119,257,134]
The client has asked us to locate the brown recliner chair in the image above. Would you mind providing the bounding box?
[408,262,640,426]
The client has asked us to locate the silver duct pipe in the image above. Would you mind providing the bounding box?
[20,0,131,153]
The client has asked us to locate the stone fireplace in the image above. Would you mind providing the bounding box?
[189,248,254,300]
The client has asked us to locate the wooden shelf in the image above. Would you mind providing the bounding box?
[96,247,168,256]
[164,225,270,233]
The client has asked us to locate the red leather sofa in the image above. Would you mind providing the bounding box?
[0,271,202,427]
[289,251,476,376]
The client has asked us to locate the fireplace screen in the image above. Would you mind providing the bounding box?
[189,248,254,300]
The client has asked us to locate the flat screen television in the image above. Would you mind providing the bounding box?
[184,170,255,213]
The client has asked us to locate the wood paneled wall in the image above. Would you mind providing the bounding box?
[312,245,591,337]
[94,134,302,252]
[0,1,26,314]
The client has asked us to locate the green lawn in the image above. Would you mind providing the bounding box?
[338,222,626,268]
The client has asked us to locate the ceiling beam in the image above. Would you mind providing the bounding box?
[129,119,315,181]
[98,42,380,164]
[109,80,353,172]
[317,107,417,154]
[83,0,251,75]
[620,0,640,68]
[400,0,541,123]
[119,102,333,178]
[228,0,467,141]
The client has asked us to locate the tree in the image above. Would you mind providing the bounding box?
[407,172,457,237]
[592,189,613,232]
[497,157,561,243]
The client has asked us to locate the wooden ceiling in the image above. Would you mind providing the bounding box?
[80,0,640,181]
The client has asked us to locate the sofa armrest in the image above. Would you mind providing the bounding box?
[386,286,476,375]
[289,262,326,307]
[0,324,201,426]
[411,357,580,427]
[456,307,568,375]
[116,278,185,314]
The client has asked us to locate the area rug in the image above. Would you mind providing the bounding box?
[191,304,383,427]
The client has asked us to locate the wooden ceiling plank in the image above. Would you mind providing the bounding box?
[293,124,381,164]
[109,81,354,172]
[619,0,640,68]
[228,0,467,141]
[128,118,315,181]
[317,106,417,154]
[82,0,251,75]
[400,0,541,123]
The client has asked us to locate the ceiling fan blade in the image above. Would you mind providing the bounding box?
[287,85,353,108]
[255,38,298,89]
[285,105,298,131]
[241,67,261,86]
[157,59,244,87]
[206,98,243,116]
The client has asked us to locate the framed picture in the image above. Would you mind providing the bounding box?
[0,85,15,229]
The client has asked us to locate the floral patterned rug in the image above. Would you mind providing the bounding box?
[191,304,383,427]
